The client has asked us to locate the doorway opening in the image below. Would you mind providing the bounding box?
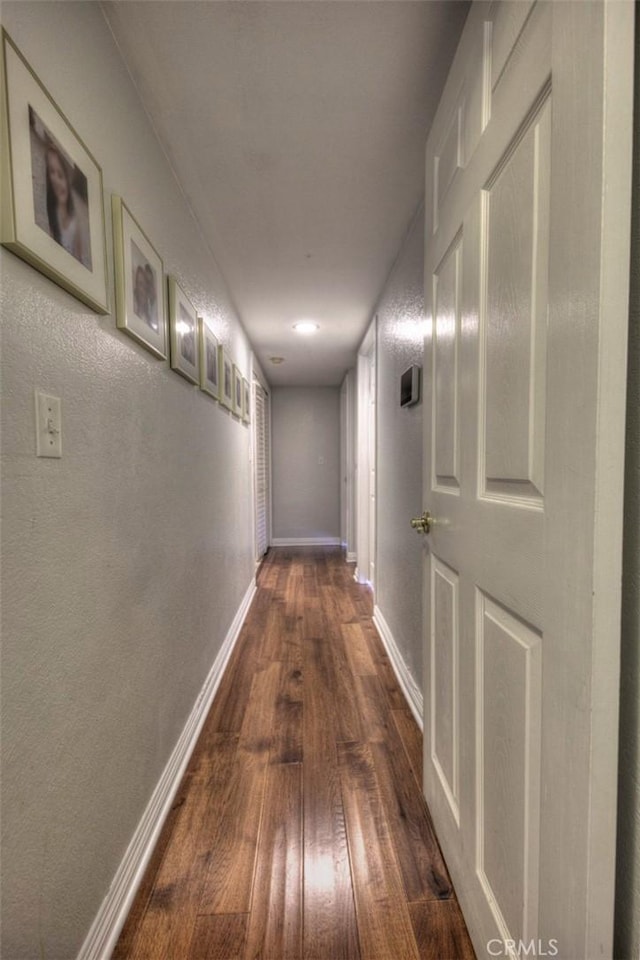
[252,377,271,562]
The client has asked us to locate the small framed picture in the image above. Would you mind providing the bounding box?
[232,364,243,418]
[242,378,250,424]
[199,318,220,400]
[168,276,199,384]
[1,30,109,312]
[219,348,233,410]
[112,196,166,358]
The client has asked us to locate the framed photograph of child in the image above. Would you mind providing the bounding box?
[0,29,109,313]
[112,195,166,359]
[199,318,220,400]
[242,378,250,424]
[219,348,233,411]
[168,276,199,384]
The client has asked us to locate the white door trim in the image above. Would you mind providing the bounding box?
[355,320,376,588]
[251,368,271,562]
[341,368,357,562]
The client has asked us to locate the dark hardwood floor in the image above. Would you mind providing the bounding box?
[112,546,475,960]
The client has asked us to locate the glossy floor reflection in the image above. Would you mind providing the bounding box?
[113,547,475,960]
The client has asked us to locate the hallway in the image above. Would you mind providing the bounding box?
[112,547,475,960]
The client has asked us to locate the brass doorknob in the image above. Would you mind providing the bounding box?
[410,511,432,534]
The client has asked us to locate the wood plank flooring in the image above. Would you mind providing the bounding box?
[113,546,475,960]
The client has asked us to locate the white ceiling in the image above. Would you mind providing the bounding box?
[102,1,469,386]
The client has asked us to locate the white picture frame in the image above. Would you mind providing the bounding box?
[199,318,220,400]
[1,30,109,313]
[112,195,166,359]
[219,348,233,410]
[168,275,199,384]
[242,377,250,424]
[232,364,243,417]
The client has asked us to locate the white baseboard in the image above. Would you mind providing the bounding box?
[353,567,373,591]
[77,577,257,960]
[270,537,341,546]
[372,604,423,731]
[346,551,357,563]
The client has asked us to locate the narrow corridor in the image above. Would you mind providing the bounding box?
[113,547,475,960]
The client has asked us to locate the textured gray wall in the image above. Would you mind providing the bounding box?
[271,387,341,541]
[615,17,640,957]
[375,206,424,684]
[0,4,255,957]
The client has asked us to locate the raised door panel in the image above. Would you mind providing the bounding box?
[480,95,550,506]
[476,593,542,946]
[489,0,537,97]
[435,105,463,224]
[428,7,491,238]
[429,556,460,826]
[432,236,462,493]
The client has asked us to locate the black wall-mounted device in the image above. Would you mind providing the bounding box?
[400,364,421,407]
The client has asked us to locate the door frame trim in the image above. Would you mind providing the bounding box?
[355,318,377,589]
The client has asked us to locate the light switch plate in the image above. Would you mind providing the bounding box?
[35,391,62,458]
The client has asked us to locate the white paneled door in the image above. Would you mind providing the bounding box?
[421,3,633,960]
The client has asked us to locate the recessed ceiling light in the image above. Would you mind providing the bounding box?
[292,321,319,334]
[270,356,285,365]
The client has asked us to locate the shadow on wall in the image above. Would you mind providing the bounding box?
[614,18,640,959]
